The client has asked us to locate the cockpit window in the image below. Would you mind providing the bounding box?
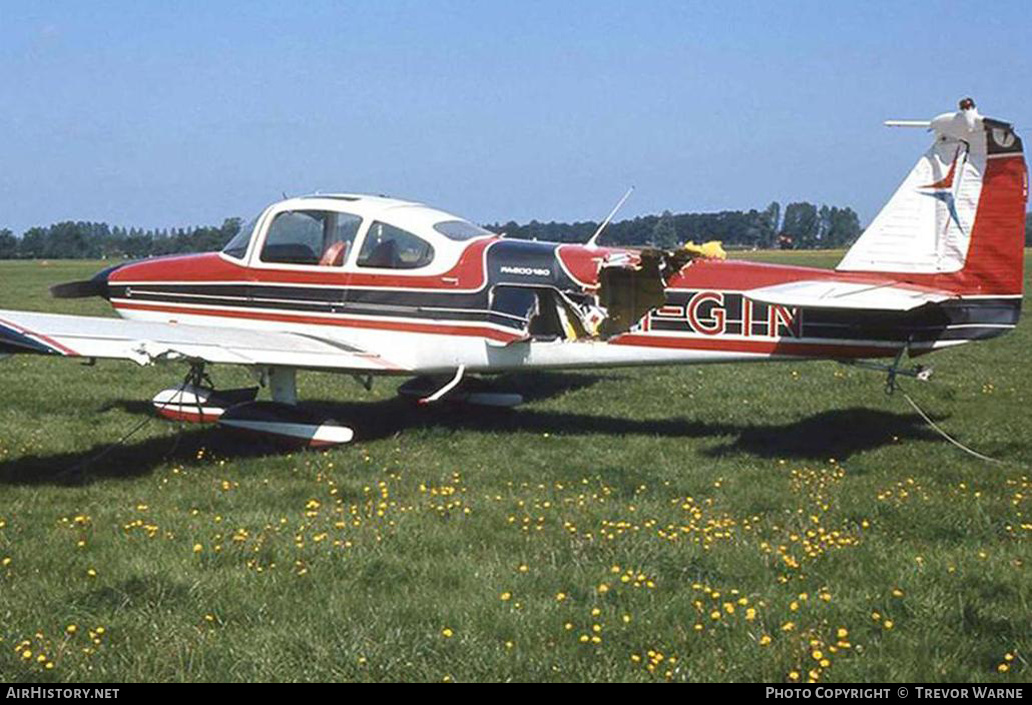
[433,219,494,241]
[260,210,362,266]
[222,215,258,259]
[357,221,434,269]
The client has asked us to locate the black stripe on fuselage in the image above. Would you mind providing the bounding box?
[109,283,528,331]
[802,297,1021,343]
[652,291,1020,345]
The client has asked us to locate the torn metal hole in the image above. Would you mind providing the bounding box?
[490,243,723,344]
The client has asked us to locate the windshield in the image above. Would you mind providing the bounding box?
[222,214,260,259]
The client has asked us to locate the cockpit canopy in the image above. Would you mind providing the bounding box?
[222,194,494,273]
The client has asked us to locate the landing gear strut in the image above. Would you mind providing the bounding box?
[268,366,298,405]
[837,344,933,394]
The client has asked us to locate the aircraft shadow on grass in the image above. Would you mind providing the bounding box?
[0,371,969,487]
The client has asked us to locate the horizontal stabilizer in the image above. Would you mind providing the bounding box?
[744,280,954,312]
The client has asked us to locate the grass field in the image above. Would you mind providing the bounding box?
[0,252,1029,683]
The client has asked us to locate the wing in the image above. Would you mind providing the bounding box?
[0,309,403,372]
[743,280,955,312]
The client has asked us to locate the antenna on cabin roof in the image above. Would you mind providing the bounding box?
[586,186,635,248]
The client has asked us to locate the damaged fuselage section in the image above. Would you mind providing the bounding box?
[485,239,724,344]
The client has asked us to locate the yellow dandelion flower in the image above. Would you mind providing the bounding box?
[759,635,772,646]
[998,663,1009,673]
[442,628,454,638]
[782,621,796,632]
[597,583,609,594]
[66,624,77,635]
[556,592,567,602]
[883,620,894,630]
[500,592,512,602]
[788,671,800,681]
[812,650,823,660]
[837,628,848,639]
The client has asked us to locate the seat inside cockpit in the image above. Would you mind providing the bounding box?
[258,210,363,266]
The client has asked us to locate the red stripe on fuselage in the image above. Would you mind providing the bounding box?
[110,239,501,290]
[112,301,525,344]
[555,245,628,288]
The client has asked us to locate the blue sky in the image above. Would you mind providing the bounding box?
[0,1,1028,234]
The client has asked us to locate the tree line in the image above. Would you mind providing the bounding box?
[0,204,1028,260]
[487,202,865,250]
[0,219,243,260]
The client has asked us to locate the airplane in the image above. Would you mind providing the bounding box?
[0,99,1025,447]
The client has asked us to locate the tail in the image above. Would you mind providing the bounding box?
[837,99,1027,298]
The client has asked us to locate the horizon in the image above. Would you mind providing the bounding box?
[0,1,1028,235]
[2,196,850,237]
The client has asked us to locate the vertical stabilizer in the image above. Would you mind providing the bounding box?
[838,100,1027,296]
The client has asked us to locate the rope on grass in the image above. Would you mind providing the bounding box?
[56,364,205,481]
[897,384,1005,465]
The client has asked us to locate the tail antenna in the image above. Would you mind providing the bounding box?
[586,186,635,248]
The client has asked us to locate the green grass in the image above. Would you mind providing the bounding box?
[0,253,1029,682]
